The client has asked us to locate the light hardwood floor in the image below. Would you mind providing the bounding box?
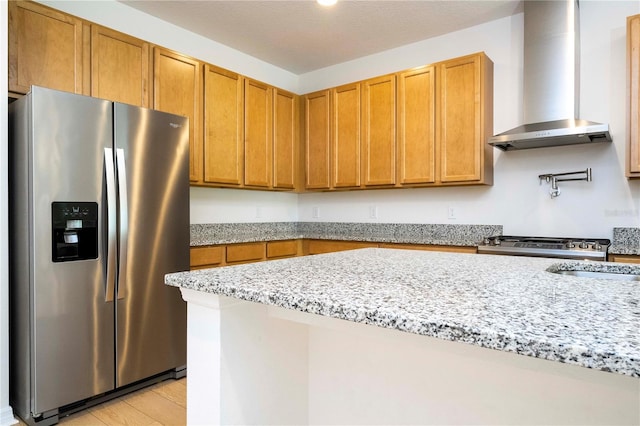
[16,377,186,425]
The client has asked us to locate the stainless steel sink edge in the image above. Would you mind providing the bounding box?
[546,261,640,281]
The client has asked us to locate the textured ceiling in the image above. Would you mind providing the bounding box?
[120,0,522,74]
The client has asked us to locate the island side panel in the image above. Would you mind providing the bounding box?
[305,315,640,425]
[181,289,309,425]
[181,289,639,425]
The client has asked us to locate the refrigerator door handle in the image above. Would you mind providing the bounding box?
[104,148,117,302]
[116,148,128,300]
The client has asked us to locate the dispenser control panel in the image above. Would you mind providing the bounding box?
[51,202,98,262]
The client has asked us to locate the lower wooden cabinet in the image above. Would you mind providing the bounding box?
[190,240,301,269]
[190,239,478,269]
[190,246,225,269]
[609,254,640,264]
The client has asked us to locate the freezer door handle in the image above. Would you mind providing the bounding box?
[104,148,117,302]
[116,148,128,300]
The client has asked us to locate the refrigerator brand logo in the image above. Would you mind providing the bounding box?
[169,123,182,128]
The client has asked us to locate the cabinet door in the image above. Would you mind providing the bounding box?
[203,64,244,186]
[244,79,273,188]
[9,1,86,95]
[332,83,361,188]
[91,25,150,107]
[362,75,396,186]
[628,14,640,177]
[397,66,436,184]
[153,48,203,183]
[305,90,331,189]
[438,54,492,183]
[274,89,298,189]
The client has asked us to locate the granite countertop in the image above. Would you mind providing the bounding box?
[190,222,502,247]
[190,223,640,255]
[609,227,640,255]
[166,248,640,378]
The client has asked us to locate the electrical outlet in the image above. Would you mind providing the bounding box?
[447,207,456,220]
[256,206,263,218]
[312,206,320,219]
[369,205,378,219]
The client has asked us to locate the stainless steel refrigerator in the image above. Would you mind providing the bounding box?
[9,86,190,425]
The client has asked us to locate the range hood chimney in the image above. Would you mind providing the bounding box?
[489,0,611,151]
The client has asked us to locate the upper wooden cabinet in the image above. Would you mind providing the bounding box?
[628,14,640,178]
[8,0,86,96]
[152,47,203,182]
[244,79,273,188]
[9,1,298,192]
[273,89,298,189]
[90,25,150,107]
[203,64,244,186]
[305,90,332,189]
[303,52,493,191]
[332,83,361,188]
[397,65,436,185]
[437,53,493,185]
[362,74,396,187]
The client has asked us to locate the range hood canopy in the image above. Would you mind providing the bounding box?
[489,0,612,151]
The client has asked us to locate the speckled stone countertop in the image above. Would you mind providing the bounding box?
[166,248,640,378]
[190,222,502,247]
[609,227,640,255]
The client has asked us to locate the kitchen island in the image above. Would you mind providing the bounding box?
[165,248,640,425]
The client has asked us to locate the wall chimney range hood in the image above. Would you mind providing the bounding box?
[489,0,612,151]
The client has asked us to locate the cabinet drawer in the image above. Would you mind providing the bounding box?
[304,239,378,255]
[609,254,640,264]
[267,240,299,258]
[226,242,266,263]
[190,246,224,268]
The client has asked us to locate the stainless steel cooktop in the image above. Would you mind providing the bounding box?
[477,236,610,261]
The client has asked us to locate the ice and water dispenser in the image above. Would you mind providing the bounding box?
[51,202,98,262]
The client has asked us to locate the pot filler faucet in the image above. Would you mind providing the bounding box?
[538,168,592,198]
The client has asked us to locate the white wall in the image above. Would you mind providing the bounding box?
[190,187,298,224]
